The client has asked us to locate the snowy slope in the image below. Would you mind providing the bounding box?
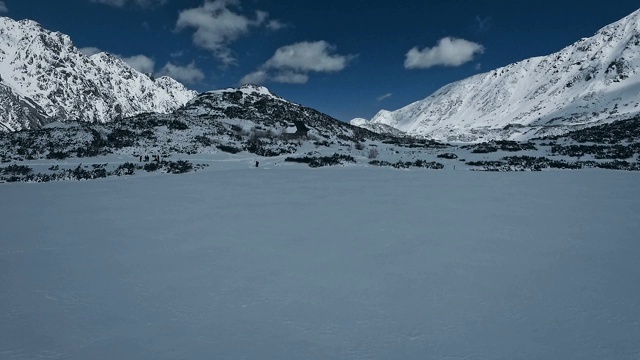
[351,117,407,136]
[0,78,48,131]
[0,17,197,131]
[355,9,640,142]
[178,84,381,141]
[2,170,640,359]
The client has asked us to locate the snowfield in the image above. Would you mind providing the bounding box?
[1,169,640,359]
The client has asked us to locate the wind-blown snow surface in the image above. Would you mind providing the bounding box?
[2,170,640,359]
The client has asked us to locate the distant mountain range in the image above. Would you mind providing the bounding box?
[353,9,640,142]
[1,83,640,184]
[0,84,400,164]
[0,16,197,132]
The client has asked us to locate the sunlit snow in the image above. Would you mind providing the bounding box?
[2,169,639,359]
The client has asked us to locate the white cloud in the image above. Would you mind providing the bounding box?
[404,37,485,69]
[266,20,286,31]
[79,47,154,74]
[122,55,156,74]
[271,71,309,84]
[170,50,185,58]
[240,41,353,85]
[377,93,392,102]
[176,0,279,65]
[79,47,103,57]
[90,0,167,7]
[158,62,206,84]
[265,41,352,73]
[0,1,8,13]
[78,46,203,85]
[239,70,269,86]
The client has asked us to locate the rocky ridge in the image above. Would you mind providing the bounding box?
[355,9,640,142]
[0,16,197,131]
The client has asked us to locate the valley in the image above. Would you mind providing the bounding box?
[2,6,640,360]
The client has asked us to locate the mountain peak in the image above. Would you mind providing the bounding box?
[0,16,197,131]
[356,8,640,142]
[203,84,280,100]
[239,84,274,95]
[0,16,40,28]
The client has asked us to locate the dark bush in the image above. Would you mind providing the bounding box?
[47,151,69,160]
[1,164,32,175]
[165,160,193,174]
[285,153,356,168]
[217,144,243,154]
[168,120,189,130]
[107,129,136,149]
[369,160,444,169]
[437,153,458,159]
[143,162,162,172]
[465,140,537,153]
[114,162,137,176]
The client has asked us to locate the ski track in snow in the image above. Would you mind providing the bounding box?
[1,169,640,359]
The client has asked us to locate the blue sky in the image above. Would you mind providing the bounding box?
[2,0,639,121]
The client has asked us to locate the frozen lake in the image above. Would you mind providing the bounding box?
[2,169,640,359]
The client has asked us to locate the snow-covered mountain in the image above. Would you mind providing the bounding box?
[0,16,197,132]
[354,9,640,142]
[0,78,48,131]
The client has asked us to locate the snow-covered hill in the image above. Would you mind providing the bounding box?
[0,16,197,131]
[177,84,385,141]
[354,9,640,142]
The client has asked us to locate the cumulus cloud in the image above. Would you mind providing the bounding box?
[240,41,354,85]
[266,20,286,31]
[265,41,351,73]
[77,45,204,85]
[176,0,280,65]
[404,37,485,69]
[121,55,156,74]
[79,47,155,74]
[90,0,167,7]
[0,1,8,13]
[239,70,268,86]
[79,47,103,56]
[271,71,309,84]
[158,62,206,84]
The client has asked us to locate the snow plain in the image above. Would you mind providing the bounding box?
[1,169,640,359]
